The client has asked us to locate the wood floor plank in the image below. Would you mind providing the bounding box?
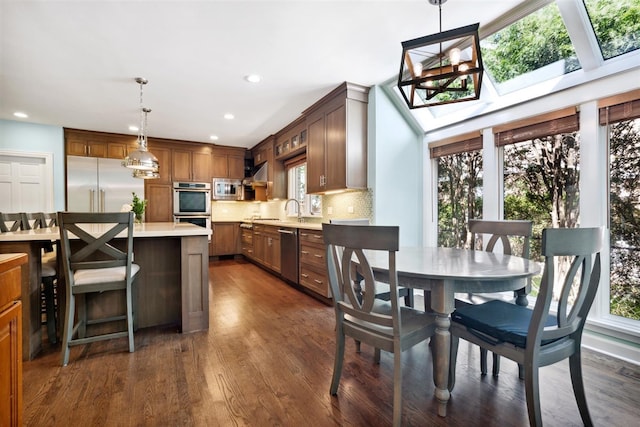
[22,258,640,426]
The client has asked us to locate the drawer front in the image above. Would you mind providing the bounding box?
[0,265,21,308]
[299,230,324,245]
[241,232,252,245]
[299,264,330,298]
[299,242,325,269]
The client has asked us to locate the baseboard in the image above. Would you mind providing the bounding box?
[582,329,640,366]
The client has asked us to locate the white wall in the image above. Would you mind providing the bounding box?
[0,119,66,210]
[368,86,423,246]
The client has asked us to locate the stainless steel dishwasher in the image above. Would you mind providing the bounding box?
[278,227,298,283]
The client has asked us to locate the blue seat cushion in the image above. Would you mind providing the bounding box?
[452,300,557,348]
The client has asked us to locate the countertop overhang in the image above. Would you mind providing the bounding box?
[241,219,323,231]
[0,222,211,242]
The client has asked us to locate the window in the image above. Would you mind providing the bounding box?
[497,109,581,296]
[431,133,483,248]
[600,95,640,321]
[286,157,321,218]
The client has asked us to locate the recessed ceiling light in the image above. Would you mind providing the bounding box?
[129,125,139,132]
[210,135,219,141]
[245,74,262,83]
[224,113,234,120]
[13,112,28,118]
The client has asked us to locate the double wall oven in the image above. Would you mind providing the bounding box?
[173,182,211,237]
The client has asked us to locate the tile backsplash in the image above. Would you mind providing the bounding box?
[210,189,373,223]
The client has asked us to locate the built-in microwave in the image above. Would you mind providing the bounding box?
[212,178,242,201]
[173,182,211,215]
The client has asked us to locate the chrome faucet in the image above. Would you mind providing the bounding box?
[284,198,302,222]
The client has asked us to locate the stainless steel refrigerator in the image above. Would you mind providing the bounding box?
[66,156,144,212]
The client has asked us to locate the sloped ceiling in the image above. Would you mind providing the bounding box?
[0,0,527,148]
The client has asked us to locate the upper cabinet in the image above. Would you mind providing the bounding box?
[145,142,172,185]
[303,82,369,194]
[251,136,286,200]
[212,147,245,180]
[172,145,211,183]
[275,116,307,160]
[65,128,138,159]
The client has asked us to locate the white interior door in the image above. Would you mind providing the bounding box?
[0,151,53,213]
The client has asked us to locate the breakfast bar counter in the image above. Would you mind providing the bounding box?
[0,222,211,360]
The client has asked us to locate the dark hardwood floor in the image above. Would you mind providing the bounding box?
[23,258,640,426]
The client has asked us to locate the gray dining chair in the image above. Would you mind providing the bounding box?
[329,218,414,308]
[58,211,139,366]
[461,219,533,377]
[0,212,26,232]
[323,223,436,427]
[23,212,60,343]
[449,226,604,426]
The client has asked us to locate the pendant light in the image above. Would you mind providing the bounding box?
[122,77,160,177]
[398,0,484,109]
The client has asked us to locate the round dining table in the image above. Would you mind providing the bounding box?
[365,246,541,417]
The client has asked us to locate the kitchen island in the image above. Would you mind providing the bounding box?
[0,222,211,360]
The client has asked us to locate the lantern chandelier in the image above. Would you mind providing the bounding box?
[397,0,484,109]
[122,77,160,179]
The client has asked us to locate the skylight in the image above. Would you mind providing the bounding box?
[481,1,580,95]
[583,0,640,60]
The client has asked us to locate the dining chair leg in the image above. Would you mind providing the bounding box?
[392,349,402,427]
[354,339,361,353]
[492,353,501,377]
[61,292,75,366]
[126,288,135,353]
[330,324,346,396]
[480,347,488,375]
[77,294,86,339]
[374,348,381,364]
[518,363,524,379]
[43,276,57,344]
[569,350,594,427]
[524,363,543,427]
[403,289,414,308]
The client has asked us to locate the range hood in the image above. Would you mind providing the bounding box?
[243,162,268,187]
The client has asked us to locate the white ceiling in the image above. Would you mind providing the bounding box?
[0,0,527,148]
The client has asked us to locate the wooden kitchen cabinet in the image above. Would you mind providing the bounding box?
[143,143,172,184]
[143,143,173,222]
[210,222,241,257]
[251,224,281,273]
[298,229,330,297]
[266,227,281,274]
[251,136,285,200]
[0,253,26,427]
[275,116,307,160]
[145,183,173,222]
[65,128,138,159]
[172,146,211,183]
[304,82,369,194]
[241,227,254,258]
[212,147,245,180]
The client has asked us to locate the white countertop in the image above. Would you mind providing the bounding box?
[244,219,323,231]
[0,222,211,242]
